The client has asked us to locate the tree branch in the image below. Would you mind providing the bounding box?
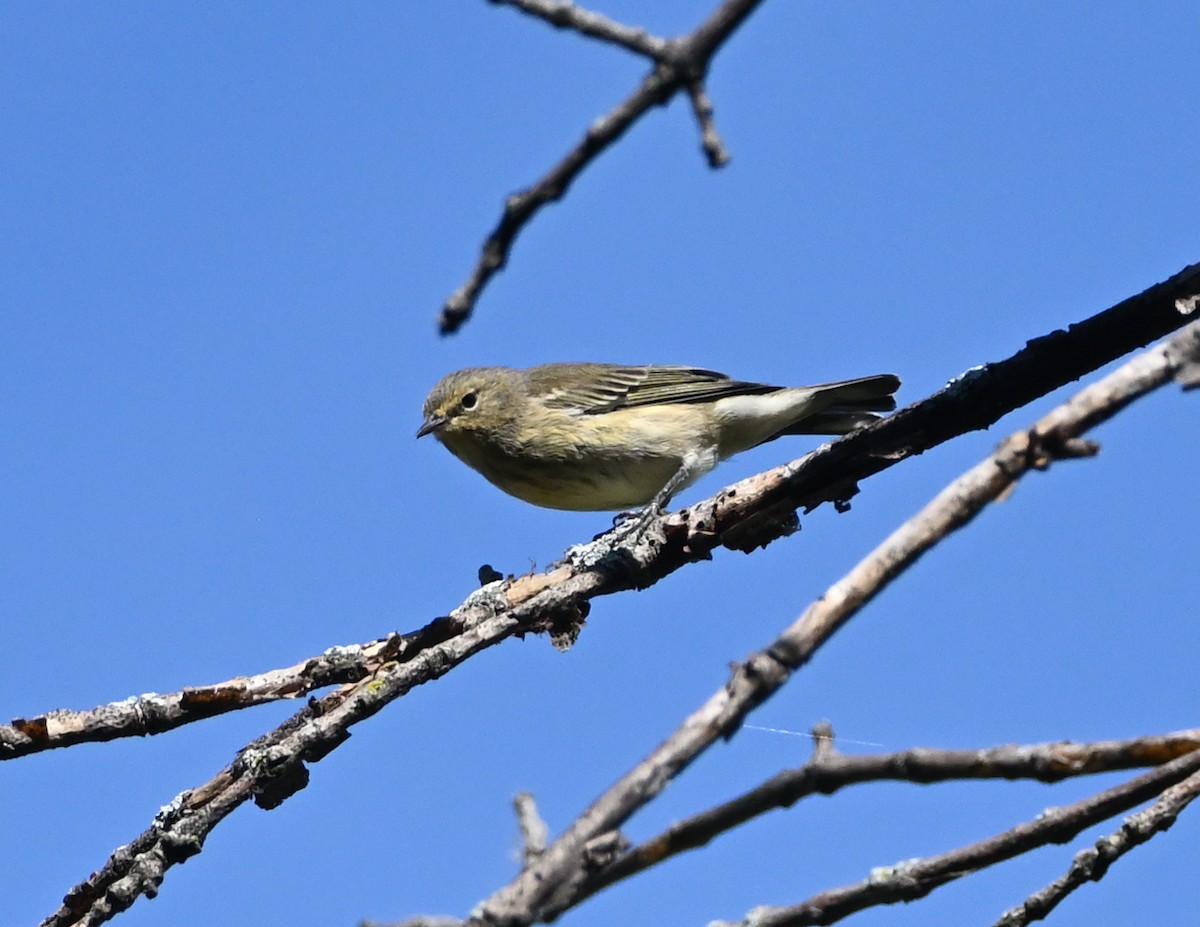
[439,0,765,333]
[491,0,668,59]
[25,264,1198,762]
[36,270,1200,926]
[676,261,1200,557]
[37,568,602,927]
[685,78,730,166]
[710,748,1200,927]
[558,728,1200,910]
[2,638,409,760]
[466,313,1200,924]
[992,767,1200,926]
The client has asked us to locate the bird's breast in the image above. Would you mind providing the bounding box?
[437,407,713,510]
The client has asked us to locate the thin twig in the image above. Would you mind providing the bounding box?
[686,78,730,166]
[709,748,1200,927]
[991,767,1200,926]
[440,0,765,333]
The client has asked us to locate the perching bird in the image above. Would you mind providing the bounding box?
[418,363,900,514]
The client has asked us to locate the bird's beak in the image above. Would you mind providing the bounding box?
[416,413,447,438]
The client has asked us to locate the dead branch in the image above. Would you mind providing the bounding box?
[709,748,1200,927]
[36,275,1200,926]
[463,315,1200,924]
[439,0,764,333]
[991,767,1200,926]
[21,262,1197,765]
[557,728,1200,911]
[2,639,406,760]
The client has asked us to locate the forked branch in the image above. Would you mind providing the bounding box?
[439,0,764,333]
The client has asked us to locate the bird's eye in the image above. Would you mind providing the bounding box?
[460,391,478,411]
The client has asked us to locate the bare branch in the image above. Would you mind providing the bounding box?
[680,260,1200,555]
[37,271,1200,925]
[468,315,1200,924]
[686,78,730,166]
[17,263,1200,763]
[3,605,518,760]
[992,768,1200,926]
[2,639,407,760]
[39,574,590,927]
[491,0,667,59]
[440,0,765,333]
[561,729,1200,908]
[709,749,1200,927]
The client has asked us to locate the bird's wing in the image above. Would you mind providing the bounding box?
[531,364,777,414]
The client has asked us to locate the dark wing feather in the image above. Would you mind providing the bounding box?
[529,364,778,414]
[528,363,648,413]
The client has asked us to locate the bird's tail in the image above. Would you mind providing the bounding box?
[777,374,901,436]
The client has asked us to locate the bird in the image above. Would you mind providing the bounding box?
[417,363,900,515]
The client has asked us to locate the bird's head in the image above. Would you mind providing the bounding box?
[417,367,522,443]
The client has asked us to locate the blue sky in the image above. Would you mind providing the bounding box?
[3,3,1198,925]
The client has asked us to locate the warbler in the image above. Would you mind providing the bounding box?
[417,364,900,514]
